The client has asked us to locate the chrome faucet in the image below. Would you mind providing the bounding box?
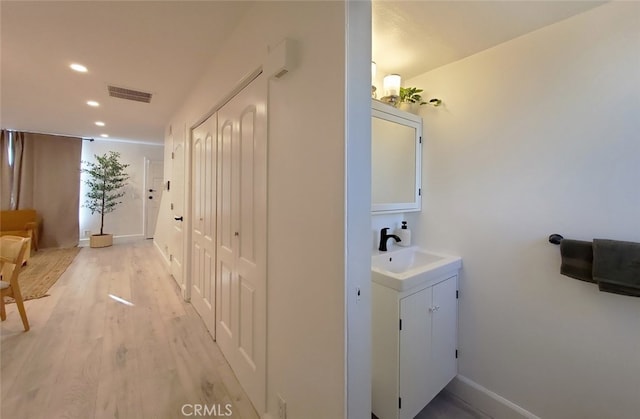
[379,227,401,252]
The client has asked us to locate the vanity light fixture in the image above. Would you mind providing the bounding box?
[381,74,401,106]
[95,121,105,127]
[87,100,100,107]
[70,63,88,73]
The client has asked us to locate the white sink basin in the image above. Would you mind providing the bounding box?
[371,246,461,291]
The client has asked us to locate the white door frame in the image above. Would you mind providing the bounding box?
[346,2,373,417]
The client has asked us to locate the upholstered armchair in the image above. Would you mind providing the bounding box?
[0,209,40,251]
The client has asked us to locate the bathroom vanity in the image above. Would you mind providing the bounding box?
[371,247,462,419]
[370,99,459,418]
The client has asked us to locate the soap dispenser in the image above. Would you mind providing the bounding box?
[396,221,411,247]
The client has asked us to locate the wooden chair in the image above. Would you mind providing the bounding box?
[0,236,30,331]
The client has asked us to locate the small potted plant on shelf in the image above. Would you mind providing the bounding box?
[82,151,130,248]
[399,87,442,114]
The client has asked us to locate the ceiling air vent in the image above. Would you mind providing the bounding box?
[107,85,152,103]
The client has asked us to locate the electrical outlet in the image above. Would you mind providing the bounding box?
[277,395,287,419]
[84,230,92,238]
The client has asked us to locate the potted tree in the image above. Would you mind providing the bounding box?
[82,151,130,248]
[399,87,441,114]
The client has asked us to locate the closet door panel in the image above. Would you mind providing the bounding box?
[215,74,267,412]
[190,117,216,333]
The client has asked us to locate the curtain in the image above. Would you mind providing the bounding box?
[1,130,82,248]
[0,130,10,210]
[12,132,25,209]
[0,130,25,210]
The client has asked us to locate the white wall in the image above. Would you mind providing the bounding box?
[408,3,640,418]
[159,2,371,418]
[80,139,163,243]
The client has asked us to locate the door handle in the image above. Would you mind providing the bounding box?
[148,196,153,199]
[174,216,183,221]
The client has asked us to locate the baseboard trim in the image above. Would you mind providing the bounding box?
[153,239,171,267]
[445,375,540,419]
[78,234,145,247]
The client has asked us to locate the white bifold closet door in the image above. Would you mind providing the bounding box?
[190,115,217,334]
[216,74,267,413]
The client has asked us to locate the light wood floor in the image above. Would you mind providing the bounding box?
[1,241,259,419]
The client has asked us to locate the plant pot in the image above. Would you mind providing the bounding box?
[399,102,421,115]
[90,234,113,248]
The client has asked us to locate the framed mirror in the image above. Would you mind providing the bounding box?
[371,100,422,213]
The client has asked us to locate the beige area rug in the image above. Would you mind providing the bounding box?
[5,247,81,303]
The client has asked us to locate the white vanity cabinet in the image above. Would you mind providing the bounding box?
[372,274,458,419]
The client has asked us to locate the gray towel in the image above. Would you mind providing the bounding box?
[593,239,640,297]
[560,239,594,283]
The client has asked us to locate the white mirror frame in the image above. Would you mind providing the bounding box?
[371,100,422,214]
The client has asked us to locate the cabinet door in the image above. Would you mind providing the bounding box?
[399,276,458,419]
[399,287,432,419]
[430,276,458,397]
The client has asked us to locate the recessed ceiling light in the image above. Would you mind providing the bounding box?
[95,121,105,127]
[70,63,88,73]
[87,101,99,107]
[100,134,109,138]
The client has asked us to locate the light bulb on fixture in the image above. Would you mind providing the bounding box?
[381,74,401,106]
[383,74,401,97]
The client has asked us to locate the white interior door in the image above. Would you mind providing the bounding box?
[145,159,164,239]
[216,74,267,413]
[171,138,185,290]
[190,115,217,334]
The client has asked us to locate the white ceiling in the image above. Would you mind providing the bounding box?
[1,1,253,145]
[1,1,605,145]
[373,1,605,81]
